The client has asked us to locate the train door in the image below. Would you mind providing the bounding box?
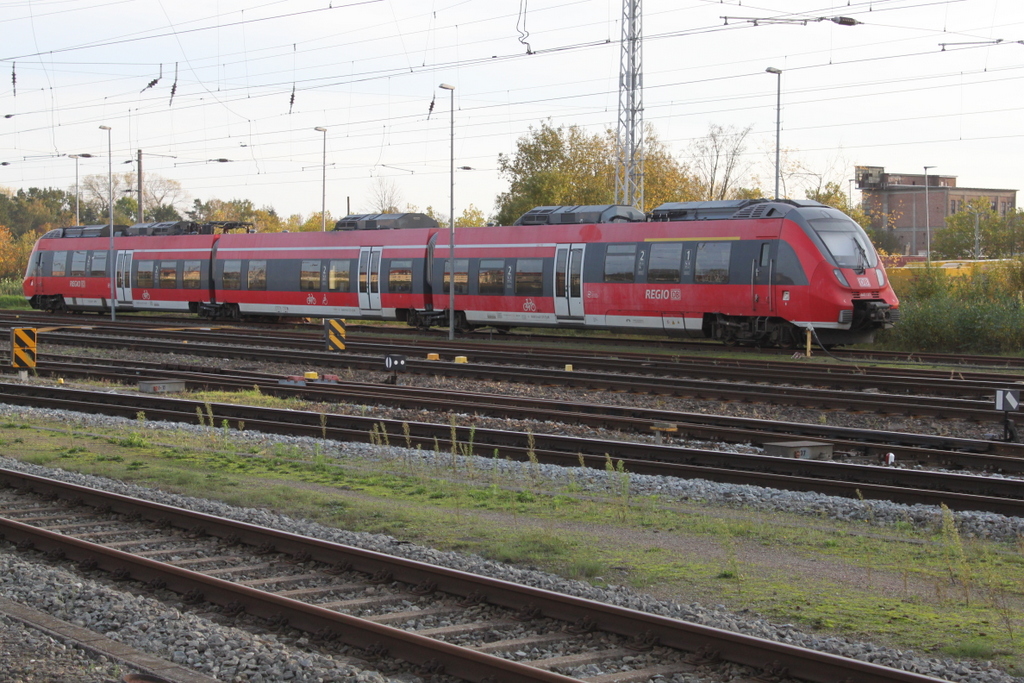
[115,250,134,306]
[751,240,776,316]
[554,243,585,319]
[358,246,382,313]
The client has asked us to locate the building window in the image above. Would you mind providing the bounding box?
[183,261,201,289]
[515,258,544,296]
[247,260,267,290]
[300,260,321,291]
[222,260,241,290]
[950,200,959,214]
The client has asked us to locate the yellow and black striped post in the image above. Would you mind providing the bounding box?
[325,318,346,352]
[11,328,37,369]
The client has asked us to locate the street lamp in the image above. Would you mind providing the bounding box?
[99,125,114,321]
[766,67,782,200]
[315,127,327,231]
[68,153,93,225]
[923,166,935,262]
[439,83,455,341]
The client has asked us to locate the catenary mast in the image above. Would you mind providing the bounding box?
[615,0,643,210]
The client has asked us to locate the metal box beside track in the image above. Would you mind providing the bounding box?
[138,379,186,394]
[764,440,833,460]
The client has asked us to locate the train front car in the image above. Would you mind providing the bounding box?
[780,201,899,346]
[647,199,898,347]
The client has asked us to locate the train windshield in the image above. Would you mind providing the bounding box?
[807,217,877,271]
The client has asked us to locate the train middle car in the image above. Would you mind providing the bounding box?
[23,200,899,346]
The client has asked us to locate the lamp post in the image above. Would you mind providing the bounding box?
[923,166,935,262]
[68,153,93,225]
[315,127,327,231]
[766,67,782,200]
[439,83,455,341]
[99,125,114,321]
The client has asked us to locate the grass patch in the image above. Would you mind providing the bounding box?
[2,410,1024,675]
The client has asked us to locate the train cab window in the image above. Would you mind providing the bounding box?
[388,260,414,293]
[136,261,155,288]
[159,262,178,288]
[222,260,242,290]
[183,261,202,289]
[759,243,772,268]
[247,260,267,291]
[329,260,350,291]
[478,259,505,295]
[603,244,636,283]
[300,260,321,291]
[70,251,88,277]
[694,242,731,284]
[443,259,469,295]
[90,252,108,278]
[648,243,683,284]
[51,252,68,277]
[515,259,544,296]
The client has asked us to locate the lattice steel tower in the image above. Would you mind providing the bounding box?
[615,0,643,210]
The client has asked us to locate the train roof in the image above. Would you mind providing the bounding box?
[650,198,827,221]
[514,205,646,226]
[40,224,129,239]
[333,212,439,231]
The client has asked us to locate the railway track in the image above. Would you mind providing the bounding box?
[22,354,1024,470]
[0,467,951,683]
[1,380,1023,516]
[8,325,1023,423]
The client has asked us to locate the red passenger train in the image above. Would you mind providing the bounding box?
[23,199,899,347]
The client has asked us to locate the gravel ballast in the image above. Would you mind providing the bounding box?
[0,402,1022,682]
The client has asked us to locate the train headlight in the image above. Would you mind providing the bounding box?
[875,268,885,287]
[833,269,849,287]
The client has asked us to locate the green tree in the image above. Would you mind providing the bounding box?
[456,204,486,227]
[933,198,1001,259]
[494,120,614,226]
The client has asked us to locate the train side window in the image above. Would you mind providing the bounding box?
[388,260,414,293]
[90,252,108,278]
[358,252,369,294]
[329,260,351,291]
[649,243,683,284]
[70,251,88,277]
[222,260,242,290]
[478,259,505,295]
[300,260,321,291]
[443,259,469,295]
[694,242,731,284]
[515,258,544,296]
[136,261,155,288]
[247,260,267,291]
[183,261,202,289]
[159,262,178,288]
[51,252,68,277]
[759,243,771,268]
[603,244,636,283]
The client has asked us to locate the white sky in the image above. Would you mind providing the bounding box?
[1,0,1021,223]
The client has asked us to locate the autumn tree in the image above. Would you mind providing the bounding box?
[369,177,403,214]
[0,228,38,279]
[80,172,187,223]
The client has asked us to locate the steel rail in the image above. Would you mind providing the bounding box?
[27,357,1024,470]
[22,331,1016,422]
[1,382,1024,515]
[0,468,951,683]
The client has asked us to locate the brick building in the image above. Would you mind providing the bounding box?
[855,166,1017,256]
